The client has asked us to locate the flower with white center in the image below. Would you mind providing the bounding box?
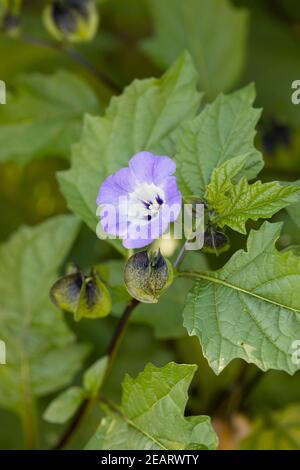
[97,152,182,248]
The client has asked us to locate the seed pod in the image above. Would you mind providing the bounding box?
[75,268,112,320]
[43,0,99,43]
[124,250,173,304]
[203,226,230,256]
[50,265,111,320]
[50,266,84,313]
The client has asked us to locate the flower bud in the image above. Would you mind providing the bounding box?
[203,226,230,256]
[43,0,99,43]
[50,265,111,320]
[124,250,173,304]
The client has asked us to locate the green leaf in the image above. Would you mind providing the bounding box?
[86,362,217,450]
[58,53,201,247]
[43,386,85,424]
[0,215,89,416]
[205,156,300,233]
[175,85,263,198]
[183,222,300,374]
[0,71,100,164]
[241,405,300,450]
[142,0,248,99]
[286,181,300,229]
[83,356,108,398]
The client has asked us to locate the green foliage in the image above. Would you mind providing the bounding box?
[286,181,300,229]
[0,71,100,164]
[86,362,218,450]
[1,0,300,451]
[142,0,248,99]
[241,405,300,450]
[183,222,300,374]
[205,155,300,233]
[44,387,86,424]
[58,53,201,242]
[175,85,263,198]
[44,355,108,424]
[0,215,89,417]
[83,356,108,397]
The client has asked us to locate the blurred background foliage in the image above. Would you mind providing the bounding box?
[0,0,299,450]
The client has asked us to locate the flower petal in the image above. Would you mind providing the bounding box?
[129,152,157,183]
[163,176,182,211]
[100,205,129,236]
[122,237,153,249]
[152,156,176,185]
[97,167,134,205]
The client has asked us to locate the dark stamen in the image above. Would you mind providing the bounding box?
[143,200,152,209]
[156,195,163,205]
[147,215,152,221]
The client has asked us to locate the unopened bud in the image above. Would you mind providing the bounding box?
[124,250,173,304]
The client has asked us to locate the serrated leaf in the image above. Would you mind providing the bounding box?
[86,362,217,450]
[183,222,300,374]
[0,215,89,416]
[241,405,300,450]
[142,0,248,99]
[205,156,300,233]
[175,85,263,198]
[43,386,85,424]
[0,71,100,164]
[58,53,201,250]
[83,356,108,397]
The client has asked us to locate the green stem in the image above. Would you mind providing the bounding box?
[173,241,188,268]
[103,299,139,385]
[20,400,38,450]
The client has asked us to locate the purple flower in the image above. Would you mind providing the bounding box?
[97,152,182,249]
